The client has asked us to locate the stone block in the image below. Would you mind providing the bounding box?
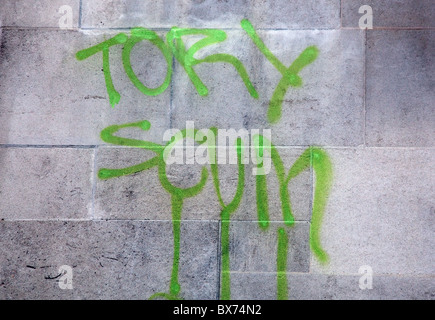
[0,0,80,28]
[342,0,435,28]
[365,30,434,147]
[81,0,340,29]
[170,29,364,147]
[310,148,435,275]
[0,147,94,220]
[0,220,219,299]
[229,221,310,273]
[230,272,435,299]
[0,28,171,145]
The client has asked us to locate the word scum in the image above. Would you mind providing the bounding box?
[97,119,332,300]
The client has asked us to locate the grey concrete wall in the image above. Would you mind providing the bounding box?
[0,0,434,300]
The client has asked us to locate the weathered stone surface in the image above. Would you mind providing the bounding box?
[0,1,433,301]
[170,29,364,147]
[81,0,340,29]
[310,148,435,276]
[95,146,220,220]
[0,147,94,220]
[229,221,310,273]
[0,28,171,145]
[365,30,435,147]
[0,0,80,28]
[0,220,219,299]
[342,0,435,28]
[230,272,435,300]
[95,146,311,221]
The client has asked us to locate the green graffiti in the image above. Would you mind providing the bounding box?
[77,16,327,302]
[76,20,317,123]
[277,227,289,300]
[253,135,294,228]
[209,131,246,300]
[167,27,258,98]
[122,27,173,96]
[256,171,270,229]
[253,138,333,264]
[241,19,319,123]
[253,135,271,229]
[76,33,128,107]
[98,120,332,300]
[99,121,208,300]
[309,148,333,264]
